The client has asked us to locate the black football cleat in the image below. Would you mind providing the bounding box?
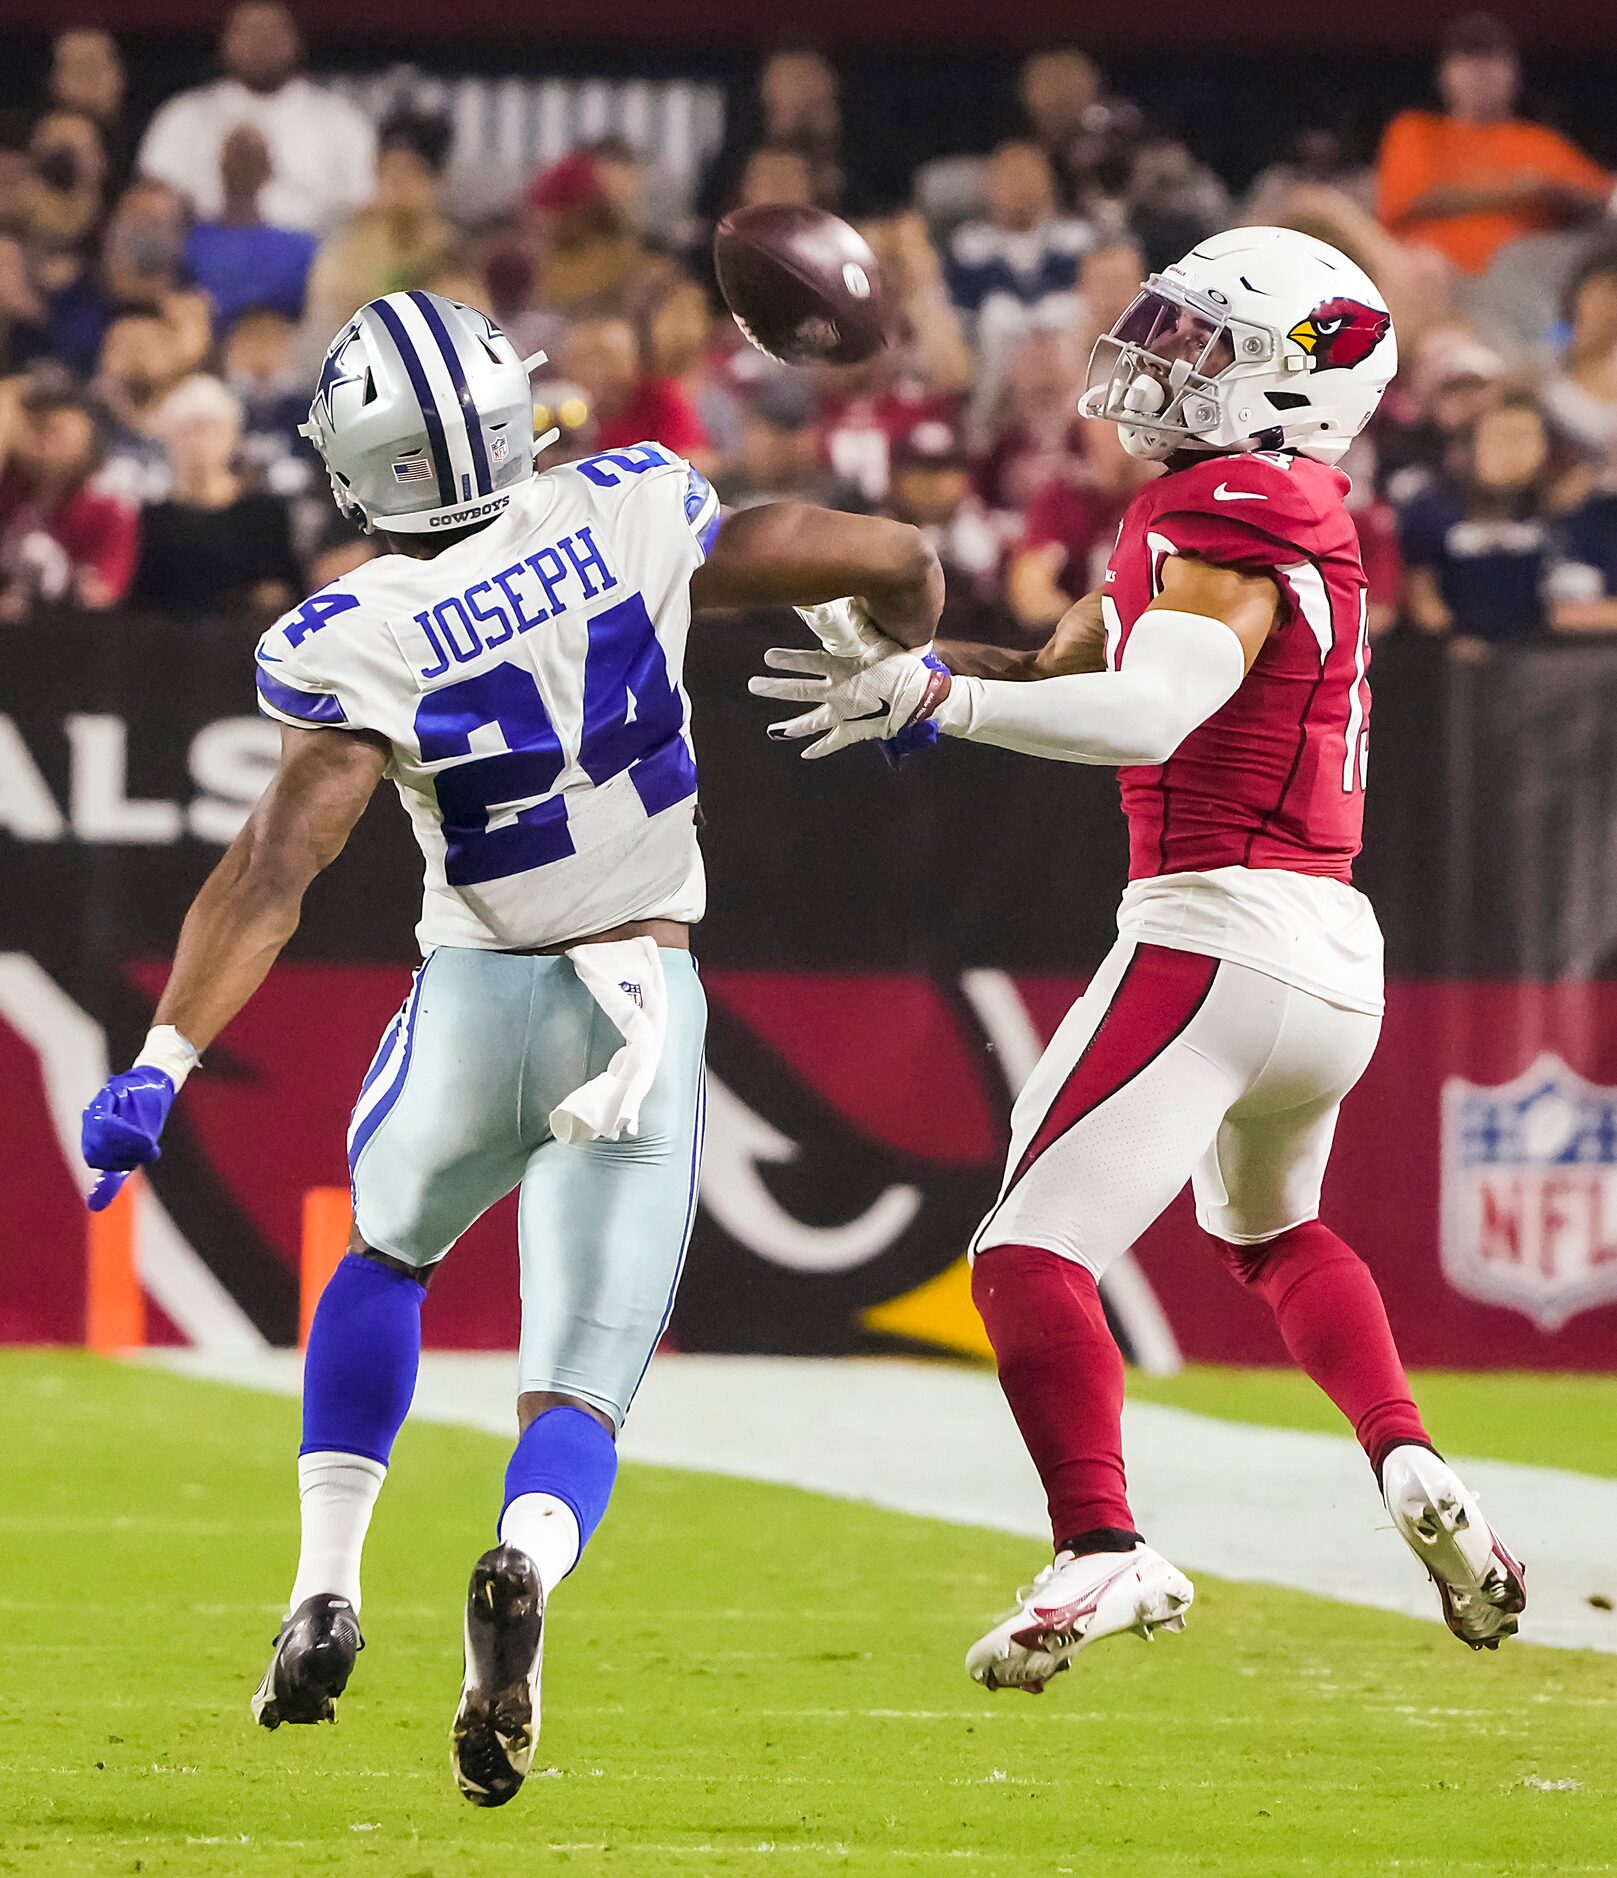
[451,1545,546,1807]
[251,1593,363,1728]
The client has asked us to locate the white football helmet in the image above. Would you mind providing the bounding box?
[300,291,555,535]
[1080,226,1397,464]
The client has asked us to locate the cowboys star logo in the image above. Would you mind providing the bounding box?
[314,319,367,428]
[1287,297,1390,372]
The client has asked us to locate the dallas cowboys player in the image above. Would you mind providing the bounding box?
[78,291,942,1805]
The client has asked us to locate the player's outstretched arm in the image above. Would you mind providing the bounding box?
[689,502,944,648]
[753,556,1279,766]
[937,591,1109,681]
[79,724,388,1210]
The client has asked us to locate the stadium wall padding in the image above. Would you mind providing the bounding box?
[4,613,1617,1370]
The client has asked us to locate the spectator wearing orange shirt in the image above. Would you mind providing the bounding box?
[1375,14,1611,276]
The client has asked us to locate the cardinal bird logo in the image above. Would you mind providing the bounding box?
[1287,298,1390,371]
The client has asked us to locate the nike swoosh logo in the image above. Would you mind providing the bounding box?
[845,706,891,724]
[1213,484,1267,502]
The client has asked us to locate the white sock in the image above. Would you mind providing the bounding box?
[289,1451,387,1615]
[498,1492,581,1599]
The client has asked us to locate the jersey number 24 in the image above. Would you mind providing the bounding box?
[413,590,695,886]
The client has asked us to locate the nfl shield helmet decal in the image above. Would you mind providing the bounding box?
[1441,1053,1617,1331]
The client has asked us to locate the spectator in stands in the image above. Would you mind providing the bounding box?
[1072,234,1146,350]
[303,518,377,592]
[884,416,1001,634]
[185,124,317,336]
[27,111,109,262]
[1547,478,1617,631]
[48,29,128,178]
[1541,250,1617,466]
[721,378,856,509]
[947,142,1090,329]
[0,235,50,376]
[1375,14,1611,277]
[1246,128,1375,223]
[94,309,190,503]
[1376,327,1507,507]
[1123,137,1232,274]
[562,314,709,462]
[700,48,845,221]
[734,146,821,213]
[647,274,742,471]
[1016,48,1103,211]
[977,325,1090,520]
[137,0,375,235]
[525,148,673,321]
[302,110,457,356]
[132,373,298,618]
[863,212,972,401]
[1003,420,1142,634]
[0,379,137,621]
[222,306,314,497]
[1398,393,1561,640]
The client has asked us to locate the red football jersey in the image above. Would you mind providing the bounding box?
[1103,451,1372,882]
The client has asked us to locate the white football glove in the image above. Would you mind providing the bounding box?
[793,596,892,665]
[748,642,952,759]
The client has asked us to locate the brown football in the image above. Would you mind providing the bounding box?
[714,204,889,367]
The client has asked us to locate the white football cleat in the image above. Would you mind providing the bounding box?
[966,1543,1194,1693]
[1381,1445,1527,1651]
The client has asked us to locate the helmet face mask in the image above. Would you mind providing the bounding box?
[1080,227,1397,465]
[301,292,548,536]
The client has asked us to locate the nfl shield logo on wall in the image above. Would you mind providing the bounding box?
[1441,1053,1617,1331]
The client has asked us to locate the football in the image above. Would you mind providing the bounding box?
[714,204,889,366]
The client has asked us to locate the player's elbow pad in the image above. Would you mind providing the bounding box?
[938,608,1246,767]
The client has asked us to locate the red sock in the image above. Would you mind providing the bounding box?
[971,1245,1136,1548]
[1217,1221,1432,1476]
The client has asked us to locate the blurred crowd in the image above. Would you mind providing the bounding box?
[5,3,1617,642]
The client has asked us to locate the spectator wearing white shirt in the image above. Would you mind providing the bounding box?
[136,1,375,235]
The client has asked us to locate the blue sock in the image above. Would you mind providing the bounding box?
[501,1406,619,1557]
[301,1254,424,1465]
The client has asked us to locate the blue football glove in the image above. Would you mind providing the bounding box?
[81,1066,177,1212]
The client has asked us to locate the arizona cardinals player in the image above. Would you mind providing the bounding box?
[752,227,1527,1685]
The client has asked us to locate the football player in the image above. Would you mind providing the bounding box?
[751,228,1527,1687]
[79,291,943,1800]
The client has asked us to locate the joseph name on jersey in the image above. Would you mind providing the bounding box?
[255,444,721,952]
[1103,449,1383,1014]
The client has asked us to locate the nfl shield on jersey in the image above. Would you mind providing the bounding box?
[1441,1053,1617,1332]
[254,443,723,951]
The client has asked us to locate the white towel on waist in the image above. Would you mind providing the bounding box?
[548,937,669,1145]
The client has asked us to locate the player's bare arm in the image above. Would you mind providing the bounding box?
[155,725,389,1051]
[78,725,386,1211]
[690,501,944,648]
[937,589,1109,681]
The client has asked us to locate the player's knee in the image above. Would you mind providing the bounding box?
[972,1244,1103,1366]
[352,1233,439,1288]
[517,1391,618,1438]
[1214,1219,1352,1293]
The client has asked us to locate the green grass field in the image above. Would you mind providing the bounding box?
[1,1352,1613,1877]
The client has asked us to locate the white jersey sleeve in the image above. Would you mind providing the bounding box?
[255,587,376,731]
[256,443,720,954]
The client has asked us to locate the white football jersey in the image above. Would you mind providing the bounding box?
[255,442,721,952]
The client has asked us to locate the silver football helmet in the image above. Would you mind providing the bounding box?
[301,291,555,534]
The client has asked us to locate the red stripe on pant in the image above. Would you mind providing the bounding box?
[1006,943,1220,1195]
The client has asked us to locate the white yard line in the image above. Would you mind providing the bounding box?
[150,1349,1617,1655]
